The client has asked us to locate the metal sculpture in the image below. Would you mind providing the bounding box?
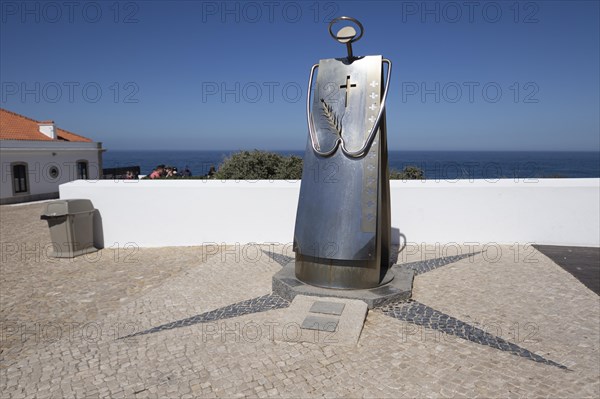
[294,17,393,289]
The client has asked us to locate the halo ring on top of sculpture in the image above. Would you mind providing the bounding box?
[328,16,364,44]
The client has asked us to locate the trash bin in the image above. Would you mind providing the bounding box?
[41,199,98,258]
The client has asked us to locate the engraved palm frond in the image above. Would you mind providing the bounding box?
[320,99,342,137]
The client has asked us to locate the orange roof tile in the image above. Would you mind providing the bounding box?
[0,108,93,142]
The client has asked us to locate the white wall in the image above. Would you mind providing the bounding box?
[0,140,102,203]
[59,179,600,248]
[391,179,600,247]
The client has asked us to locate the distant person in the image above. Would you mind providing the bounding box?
[182,166,192,177]
[149,164,165,179]
[207,165,216,178]
[125,170,135,179]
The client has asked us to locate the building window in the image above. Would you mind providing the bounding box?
[12,163,29,194]
[48,166,60,179]
[77,161,89,179]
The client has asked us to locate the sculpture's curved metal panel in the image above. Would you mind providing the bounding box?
[293,18,392,289]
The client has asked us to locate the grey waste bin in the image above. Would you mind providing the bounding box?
[41,199,98,258]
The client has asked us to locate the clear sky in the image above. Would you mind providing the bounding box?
[1,0,599,151]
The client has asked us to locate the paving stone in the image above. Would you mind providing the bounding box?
[1,203,599,398]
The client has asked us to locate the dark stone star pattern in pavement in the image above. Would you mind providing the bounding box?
[401,252,480,275]
[379,300,568,370]
[124,250,569,370]
[261,250,293,267]
[122,294,290,339]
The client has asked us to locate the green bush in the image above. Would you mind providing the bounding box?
[214,150,303,180]
[389,166,425,180]
[214,151,425,180]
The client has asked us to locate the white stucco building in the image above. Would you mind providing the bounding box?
[0,108,103,204]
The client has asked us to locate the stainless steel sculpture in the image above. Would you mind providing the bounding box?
[294,17,393,289]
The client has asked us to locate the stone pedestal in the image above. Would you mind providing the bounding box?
[272,262,414,309]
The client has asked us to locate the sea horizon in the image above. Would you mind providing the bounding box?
[105,149,600,153]
[102,149,600,180]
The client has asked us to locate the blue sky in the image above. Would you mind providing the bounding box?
[1,0,599,151]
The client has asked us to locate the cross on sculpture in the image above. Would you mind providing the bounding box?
[340,75,357,107]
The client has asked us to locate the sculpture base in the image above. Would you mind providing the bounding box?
[272,262,414,309]
[294,254,392,290]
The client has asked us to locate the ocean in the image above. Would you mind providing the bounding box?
[102,150,600,180]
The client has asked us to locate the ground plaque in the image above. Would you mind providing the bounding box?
[301,315,339,332]
[310,301,345,315]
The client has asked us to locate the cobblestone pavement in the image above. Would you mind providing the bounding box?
[1,203,599,398]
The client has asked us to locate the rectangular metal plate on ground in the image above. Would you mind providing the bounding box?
[309,301,346,316]
[301,315,339,332]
